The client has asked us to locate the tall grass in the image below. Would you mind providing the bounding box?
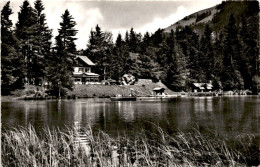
[2,125,259,166]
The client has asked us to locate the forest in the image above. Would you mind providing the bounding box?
[1,0,260,95]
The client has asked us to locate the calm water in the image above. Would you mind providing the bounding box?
[2,96,260,136]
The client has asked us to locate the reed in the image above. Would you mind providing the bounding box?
[2,125,259,166]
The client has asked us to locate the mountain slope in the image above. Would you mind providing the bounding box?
[164,6,217,33]
[164,1,257,34]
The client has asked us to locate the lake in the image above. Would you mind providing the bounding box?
[2,96,259,137]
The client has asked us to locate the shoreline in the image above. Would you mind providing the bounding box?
[1,84,259,102]
[1,94,259,102]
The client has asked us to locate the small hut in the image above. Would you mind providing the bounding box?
[205,83,213,92]
[152,87,165,95]
[192,83,213,92]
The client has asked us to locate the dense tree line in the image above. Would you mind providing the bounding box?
[90,8,258,93]
[1,0,76,96]
[1,0,259,95]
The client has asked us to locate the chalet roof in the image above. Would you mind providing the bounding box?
[75,55,95,66]
[74,73,99,77]
[193,83,204,87]
[206,83,213,87]
[153,87,165,91]
[193,83,213,90]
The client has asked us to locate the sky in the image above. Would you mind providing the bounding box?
[1,0,222,50]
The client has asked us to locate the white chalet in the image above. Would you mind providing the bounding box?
[73,55,100,84]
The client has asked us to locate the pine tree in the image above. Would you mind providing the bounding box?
[221,14,244,90]
[164,45,188,91]
[176,26,199,83]
[136,53,158,80]
[142,32,150,49]
[1,1,24,89]
[115,33,123,48]
[161,30,188,91]
[239,2,259,93]
[86,25,113,80]
[110,33,124,80]
[248,13,260,94]
[212,32,224,90]
[198,24,214,82]
[111,33,133,80]
[15,0,39,85]
[152,28,164,47]
[125,30,129,46]
[47,9,78,96]
[58,9,78,54]
[129,28,137,52]
[34,0,52,82]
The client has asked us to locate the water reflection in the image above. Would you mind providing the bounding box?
[1,97,259,136]
[117,102,135,122]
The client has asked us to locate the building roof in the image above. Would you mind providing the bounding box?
[206,83,213,87]
[153,87,165,91]
[74,73,99,77]
[75,55,95,66]
[193,83,213,89]
[193,83,204,87]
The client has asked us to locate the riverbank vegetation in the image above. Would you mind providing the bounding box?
[1,1,259,96]
[2,125,259,166]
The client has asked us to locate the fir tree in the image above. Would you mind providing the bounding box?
[136,53,158,80]
[47,9,78,96]
[125,30,130,46]
[86,25,113,80]
[212,32,224,90]
[1,1,24,89]
[58,9,78,54]
[198,24,214,82]
[129,28,137,52]
[239,3,259,93]
[115,33,123,48]
[176,26,199,83]
[15,0,39,85]
[152,28,164,46]
[110,33,124,80]
[221,14,244,90]
[34,0,52,77]
[142,32,150,49]
[161,30,188,91]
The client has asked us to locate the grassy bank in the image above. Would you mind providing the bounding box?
[3,81,175,99]
[2,125,259,166]
[70,84,175,98]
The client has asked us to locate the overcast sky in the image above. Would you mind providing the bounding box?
[1,0,222,50]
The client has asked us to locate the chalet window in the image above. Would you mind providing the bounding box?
[75,78,81,82]
[78,68,84,72]
[85,67,90,72]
